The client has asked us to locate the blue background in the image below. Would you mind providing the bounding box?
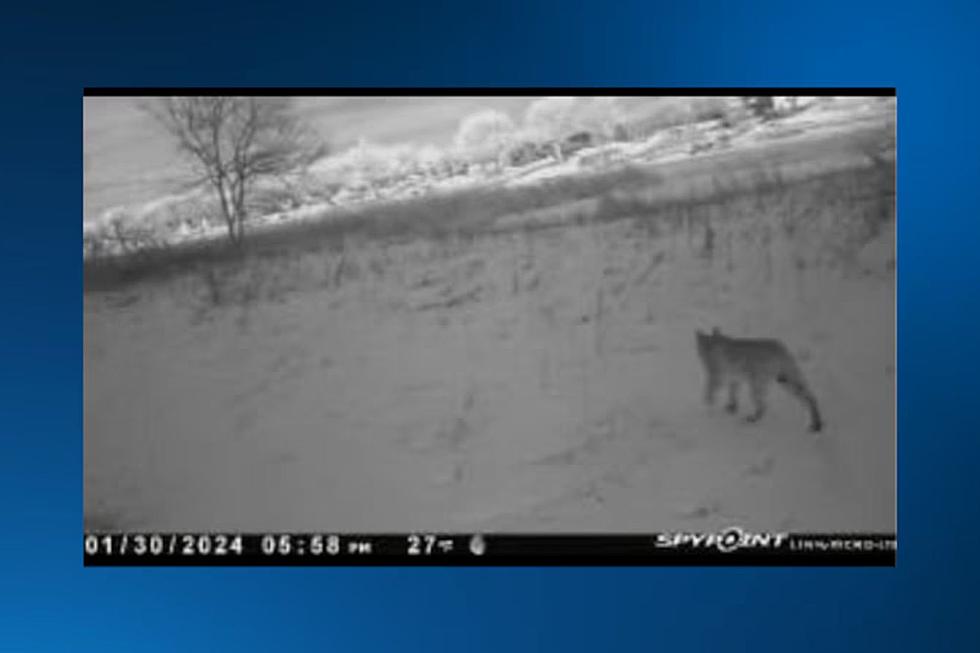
[2,0,977,649]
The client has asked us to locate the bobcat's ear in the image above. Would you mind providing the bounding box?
[711,327,720,336]
[694,329,703,337]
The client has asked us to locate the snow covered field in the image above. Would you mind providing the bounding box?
[84,118,895,533]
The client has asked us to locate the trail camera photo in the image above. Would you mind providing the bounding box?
[84,93,896,541]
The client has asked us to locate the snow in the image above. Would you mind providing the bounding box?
[85,198,894,534]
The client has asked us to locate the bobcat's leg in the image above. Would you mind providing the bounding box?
[703,374,721,406]
[745,378,768,423]
[725,381,739,414]
[780,376,823,432]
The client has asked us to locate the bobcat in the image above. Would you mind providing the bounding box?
[695,328,823,433]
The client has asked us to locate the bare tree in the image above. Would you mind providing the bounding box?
[145,97,324,246]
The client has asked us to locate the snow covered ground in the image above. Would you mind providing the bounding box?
[84,129,895,532]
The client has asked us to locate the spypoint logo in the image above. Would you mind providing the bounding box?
[654,526,788,553]
[469,534,486,556]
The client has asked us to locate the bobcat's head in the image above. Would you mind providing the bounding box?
[695,327,725,360]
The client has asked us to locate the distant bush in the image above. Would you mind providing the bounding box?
[742,96,777,121]
[521,97,624,160]
[622,101,691,140]
[454,109,518,167]
[690,97,731,122]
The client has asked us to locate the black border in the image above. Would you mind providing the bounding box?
[83,90,897,569]
[84,533,897,567]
